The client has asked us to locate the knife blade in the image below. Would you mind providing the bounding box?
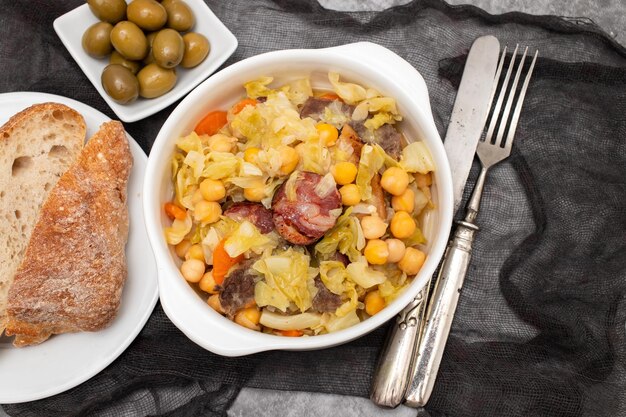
[445,36,502,213]
[369,35,500,408]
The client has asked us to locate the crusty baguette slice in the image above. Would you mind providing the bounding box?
[0,103,86,333]
[5,121,133,346]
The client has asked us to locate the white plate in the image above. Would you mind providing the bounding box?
[0,92,158,404]
[53,0,238,123]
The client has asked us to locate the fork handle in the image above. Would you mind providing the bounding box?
[404,218,479,407]
[369,285,429,407]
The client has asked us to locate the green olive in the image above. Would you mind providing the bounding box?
[87,0,127,24]
[101,64,139,104]
[110,21,148,61]
[143,31,158,65]
[81,22,113,58]
[164,1,194,32]
[109,51,141,74]
[127,0,167,31]
[160,0,179,9]
[181,32,209,68]
[152,29,184,69]
[137,63,177,98]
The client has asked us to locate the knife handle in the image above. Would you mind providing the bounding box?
[404,219,479,407]
[370,285,429,407]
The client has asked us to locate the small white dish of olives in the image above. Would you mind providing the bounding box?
[54,0,237,122]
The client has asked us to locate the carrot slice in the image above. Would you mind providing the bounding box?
[212,239,243,284]
[279,329,304,337]
[231,98,257,115]
[164,202,187,220]
[319,92,341,101]
[194,110,228,136]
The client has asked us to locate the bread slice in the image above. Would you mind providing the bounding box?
[0,103,86,333]
[5,121,133,346]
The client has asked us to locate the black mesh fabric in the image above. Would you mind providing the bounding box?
[2,0,626,416]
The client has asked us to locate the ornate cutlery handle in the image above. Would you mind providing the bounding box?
[370,285,429,407]
[403,217,479,407]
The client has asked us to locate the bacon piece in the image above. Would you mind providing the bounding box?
[368,173,387,219]
[336,124,363,165]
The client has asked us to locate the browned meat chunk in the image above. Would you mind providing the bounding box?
[272,171,342,245]
[299,97,353,121]
[311,277,342,313]
[350,121,402,160]
[332,252,350,266]
[224,202,274,234]
[219,263,256,318]
[375,124,403,160]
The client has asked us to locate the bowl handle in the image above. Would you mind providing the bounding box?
[157,268,276,357]
[322,42,434,118]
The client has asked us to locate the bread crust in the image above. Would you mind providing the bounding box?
[0,103,84,143]
[5,121,133,347]
[0,103,86,333]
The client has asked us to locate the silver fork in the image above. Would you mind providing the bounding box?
[404,45,538,407]
[466,45,538,224]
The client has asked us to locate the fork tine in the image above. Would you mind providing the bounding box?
[484,45,518,144]
[494,46,528,148]
[484,46,507,125]
[504,49,538,152]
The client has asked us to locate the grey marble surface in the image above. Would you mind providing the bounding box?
[1,1,623,416]
[319,0,624,43]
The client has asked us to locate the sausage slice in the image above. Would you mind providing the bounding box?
[224,202,274,234]
[272,171,341,245]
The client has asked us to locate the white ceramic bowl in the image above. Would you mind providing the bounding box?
[143,42,453,356]
[54,0,237,123]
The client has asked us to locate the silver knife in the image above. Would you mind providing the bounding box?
[404,37,505,407]
[370,35,501,408]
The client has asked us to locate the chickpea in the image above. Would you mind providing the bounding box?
[244,147,261,164]
[278,145,300,175]
[199,271,219,294]
[398,247,426,275]
[208,134,236,153]
[390,211,416,239]
[391,188,415,213]
[381,167,409,196]
[191,188,204,205]
[200,178,226,202]
[185,244,205,262]
[331,161,358,185]
[194,200,222,224]
[244,182,266,202]
[174,239,192,259]
[234,306,261,330]
[360,215,388,240]
[365,290,386,316]
[364,239,389,265]
[339,184,361,206]
[386,239,406,263]
[207,294,224,314]
[180,258,205,283]
[415,172,432,188]
[316,123,339,146]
